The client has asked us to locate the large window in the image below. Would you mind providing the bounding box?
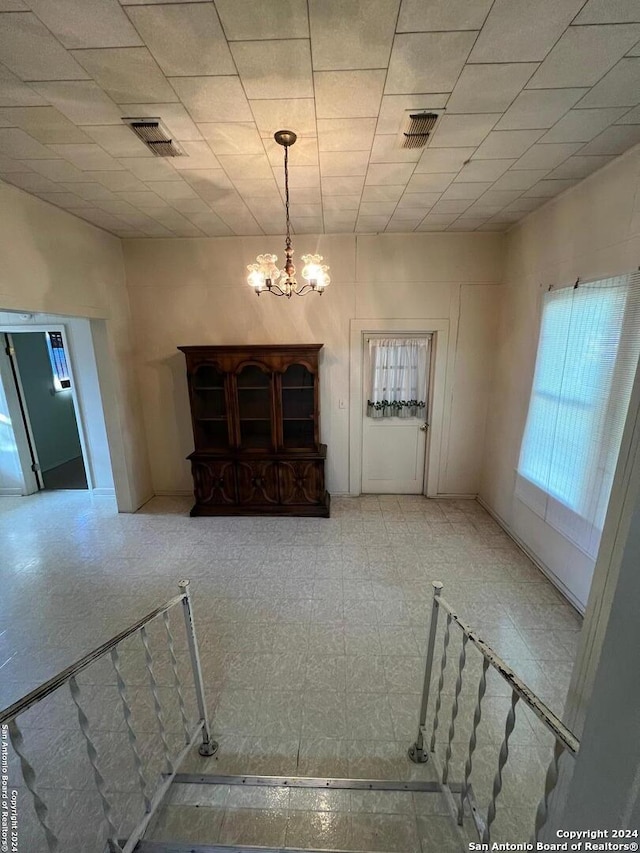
[517,274,640,558]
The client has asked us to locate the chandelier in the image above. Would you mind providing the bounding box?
[247,130,330,298]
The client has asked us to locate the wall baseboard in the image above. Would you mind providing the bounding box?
[92,487,115,497]
[154,490,193,497]
[476,495,584,615]
[0,488,23,495]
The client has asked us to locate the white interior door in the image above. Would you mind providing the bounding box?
[361,335,431,494]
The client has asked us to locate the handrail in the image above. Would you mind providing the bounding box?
[436,592,579,756]
[0,592,186,725]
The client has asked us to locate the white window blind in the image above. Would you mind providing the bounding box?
[516,272,640,558]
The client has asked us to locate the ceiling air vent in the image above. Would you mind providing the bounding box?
[122,117,184,157]
[402,112,439,149]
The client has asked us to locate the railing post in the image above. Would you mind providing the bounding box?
[408,580,443,763]
[178,579,217,757]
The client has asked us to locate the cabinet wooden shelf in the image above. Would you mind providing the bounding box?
[179,344,330,517]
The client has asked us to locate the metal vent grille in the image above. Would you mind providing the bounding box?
[122,118,184,157]
[402,112,439,149]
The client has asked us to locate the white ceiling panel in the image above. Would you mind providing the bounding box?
[320,151,370,177]
[28,0,142,50]
[4,171,59,193]
[48,143,124,171]
[441,182,493,200]
[117,190,169,209]
[146,180,198,201]
[315,71,386,119]
[359,201,398,216]
[33,81,122,125]
[454,159,515,182]
[386,32,476,94]
[0,13,89,81]
[233,179,280,198]
[264,136,318,167]
[118,157,178,181]
[182,211,231,236]
[199,123,264,156]
[61,181,117,200]
[0,106,91,144]
[416,148,476,174]
[370,136,422,164]
[170,77,252,123]
[122,103,202,141]
[365,162,416,186]
[21,158,86,181]
[470,0,585,63]
[217,154,272,181]
[317,118,377,152]
[0,128,56,158]
[397,0,492,32]
[576,58,640,108]
[250,98,315,137]
[406,172,456,192]
[171,141,220,171]
[0,154,32,172]
[474,129,545,159]
[231,40,313,100]
[527,24,640,89]
[432,199,474,215]
[396,192,440,209]
[213,0,309,41]
[523,179,576,196]
[181,169,235,197]
[361,185,405,202]
[322,176,366,195]
[575,0,640,24]
[323,195,361,211]
[126,4,234,77]
[417,214,458,230]
[274,164,320,188]
[376,94,449,135]
[496,88,589,130]
[72,48,176,104]
[513,142,583,169]
[446,64,539,114]
[0,65,47,107]
[578,123,640,154]
[81,124,151,157]
[547,155,614,179]
[309,0,399,71]
[490,169,550,190]
[539,107,627,143]
[356,215,391,232]
[429,114,500,148]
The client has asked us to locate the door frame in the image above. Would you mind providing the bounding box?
[349,318,450,497]
[2,324,93,491]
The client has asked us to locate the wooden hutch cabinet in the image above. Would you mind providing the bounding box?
[178,344,330,517]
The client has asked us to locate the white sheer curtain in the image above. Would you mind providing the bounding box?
[367,337,430,418]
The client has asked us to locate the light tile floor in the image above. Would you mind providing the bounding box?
[0,491,582,852]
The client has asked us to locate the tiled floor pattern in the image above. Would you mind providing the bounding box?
[0,492,582,852]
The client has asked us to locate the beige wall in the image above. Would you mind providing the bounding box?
[123,232,503,496]
[0,181,152,510]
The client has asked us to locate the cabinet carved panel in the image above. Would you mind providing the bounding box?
[236,461,279,505]
[191,459,236,506]
[279,460,324,505]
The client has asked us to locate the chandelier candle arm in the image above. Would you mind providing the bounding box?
[247,130,330,299]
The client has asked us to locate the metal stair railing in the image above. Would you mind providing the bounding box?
[0,579,216,853]
[408,581,580,844]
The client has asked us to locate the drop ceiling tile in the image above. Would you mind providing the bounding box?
[361,184,405,202]
[48,143,124,170]
[33,81,122,125]
[3,171,59,193]
[170,77,251,125]
[386,32,476,94]
[324,210,357,230]
[233,178,279,197]
[315,71,386,119]
[290,203,322,218]
[118,157,178,181]
[320,151,370,177]
[504,196,547,212]
[217,154,272,181]
[317,118,376,153]
[127,4,234,77]
[117,190,169,208]
[0,65,47,107]
[36,191,95,209]
[250,98,315,137]
[322,176,366,195]
[323,195,361,211]
[578,123,640,153]
[370,136,422,164]
[539,107,628,143]
[547,154,614,179]
[96,198,140,217]
[145,180,198,201]
[513,141,583,169]
[214,0,309,40]
[523,179,576,196]
[385,218,419,232]
[61,181,116,200]
[122,103,202,141]
[231,40,312,100]
[82,170,147,191]
[81,124,151,158]
[575,0,640,23]
[181,168,235,198]
[491,169,550,190]
[25,158,86,181]
[0,1,28,9]
[392,207,431,221]
[309,0,399,71]
[447,64,539,115]
[0,13,89,81]
[376,94,449,135]
[265,136,318,167]
[72,48,176,104]
[416,147,475,174]
[0,106,91,144]
[441,182,493,200]
[292,216,323,233]
[199,123,264,155]
[454,159,516,182]
[527,24,640,89]
[464,200,507,216]
[359,201,398,216]
[432,198,473,214]
[406,172,455,192]
[365,162,415,185]
[0,154,32,172]
[28,0,141,49]
[576,58,640,108]
[474,129,545,159]
[496,88,590,130]
[470,0,584,63]
[430,114,500,148]
[417,214,458,230]
[356,215,391,232]
[0,128,54,159]
[274,165,320,187]
[396,192,441,209]
[617,105,640,122]
[171,141,220,171]
[397,0,492,31]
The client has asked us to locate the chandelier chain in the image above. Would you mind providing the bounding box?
[284,143,291,252]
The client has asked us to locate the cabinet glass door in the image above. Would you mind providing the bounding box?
[281,363,315,448]
[237,365,272,448]
[193,364,229,449]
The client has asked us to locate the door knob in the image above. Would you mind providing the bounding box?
[419,423,428,432]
